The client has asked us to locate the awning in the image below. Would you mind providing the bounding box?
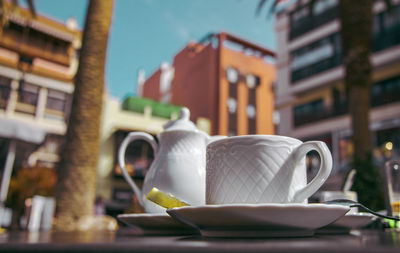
[8,14,75,43]
[0,118,46,204]
[0,118,45,144]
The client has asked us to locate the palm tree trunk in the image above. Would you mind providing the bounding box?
[339,0,373,160]
[55,0,113,231]
[339,0,384,210]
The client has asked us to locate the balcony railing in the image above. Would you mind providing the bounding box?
[289,6,338,41]
[0,22,71,66]
[294,77,400,127]
[290,4,400,83]
[294,101,347,127]
[371,76,400,107]
[371,92,400,107]
[373,24,400,52]
[291,54,342,83]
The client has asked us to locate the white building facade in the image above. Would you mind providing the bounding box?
[275,0,400,189]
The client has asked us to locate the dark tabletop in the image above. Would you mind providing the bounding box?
[1,228,400,253]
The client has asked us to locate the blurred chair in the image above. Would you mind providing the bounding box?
[26,195,55,231]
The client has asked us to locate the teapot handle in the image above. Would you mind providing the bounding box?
[118,132,158,207]
[291,141,332,203]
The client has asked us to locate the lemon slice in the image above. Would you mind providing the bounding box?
[146,187,189,209]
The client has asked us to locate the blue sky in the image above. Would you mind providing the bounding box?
[33,0,276,100]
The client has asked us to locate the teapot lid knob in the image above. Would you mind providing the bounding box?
[162,107,197,131]
[180,107,190,121]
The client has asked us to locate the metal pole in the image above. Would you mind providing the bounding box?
[0,139,17,204]
[382,160,393,216]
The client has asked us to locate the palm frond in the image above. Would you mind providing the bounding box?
[0,0,10,34]
[268,0,281,18]
[27,0,36,17]
[255,0,283,19]
[255,0,267,16]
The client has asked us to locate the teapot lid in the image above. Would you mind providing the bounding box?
[163,107,198,132]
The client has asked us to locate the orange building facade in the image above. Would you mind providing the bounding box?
[0,4,81,169]
[142,32,275,136]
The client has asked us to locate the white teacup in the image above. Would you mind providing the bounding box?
[206,135,332,204]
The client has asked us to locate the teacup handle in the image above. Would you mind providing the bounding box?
[291,141,332,203]
[118,132,158,207]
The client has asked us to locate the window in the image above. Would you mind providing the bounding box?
[291,38,333,71]
[45,89,68,121]
[247,74,260,134]
[371,75,400,107]
[227,98,237,113]
[16,82,39,115]
[246,74,260,89]
[226,67,240,136]
[47,89,66,111]
[291,33,342,82]
[228,83,238,136]
[226,67,239,84]
[246,105,256,119]
[313,0,338,15]
[292,6,309,24]
[289,0,338,40]
[293,99,324,126]
[18,82,38,105]
[373,4,400,51]
[0,76,12,110]
[225,68,261,135]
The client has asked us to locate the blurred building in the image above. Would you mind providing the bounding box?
[0,7,81,170]
[274,0,400,189]
[141,32,276,136]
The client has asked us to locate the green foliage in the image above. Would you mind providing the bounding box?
[122,96,155,114]
[5,166,57,214]
[152,102,181,119]
[352,153,385,211]
[122,96,182,119]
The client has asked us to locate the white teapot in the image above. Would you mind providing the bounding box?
[118,107,222,213]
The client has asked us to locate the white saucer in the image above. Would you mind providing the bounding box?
[167,203,350,238]
[317,213,376,234]
[117,213,199,235]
